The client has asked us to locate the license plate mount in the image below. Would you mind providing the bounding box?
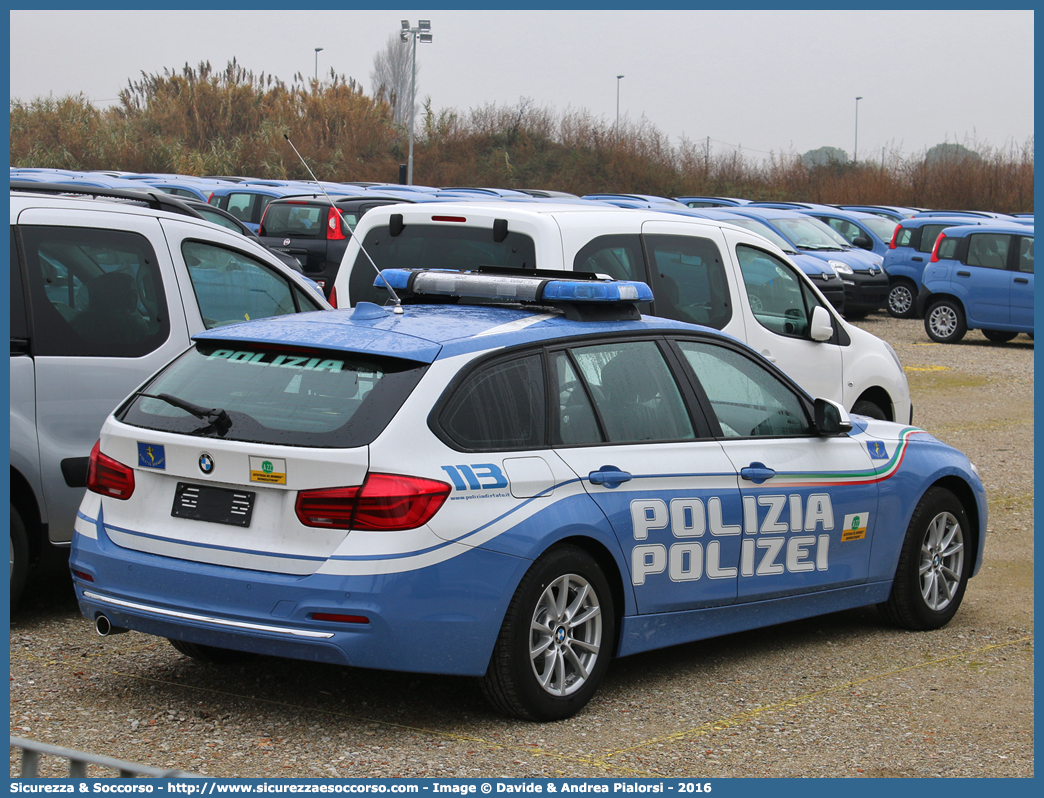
[171,482,256,527]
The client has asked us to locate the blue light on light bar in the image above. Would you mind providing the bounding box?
[541,280,653,303]
[375,269,653,304]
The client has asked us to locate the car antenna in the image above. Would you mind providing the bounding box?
[283,133,404,315]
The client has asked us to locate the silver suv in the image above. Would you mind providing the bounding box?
[9,183,331,602]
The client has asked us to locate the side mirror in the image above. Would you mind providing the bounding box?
[853,236,872,250]
[810,304,834,342]
[814,397,853,436]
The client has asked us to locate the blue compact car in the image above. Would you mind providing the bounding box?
[882,217,988,317]
[70,271,986,721]
[917,224,1034,343]
[719,207,888,317]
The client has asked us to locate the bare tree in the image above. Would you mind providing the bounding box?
[370,34,415,126]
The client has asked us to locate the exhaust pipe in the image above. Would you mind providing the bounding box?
[95,614,130,636]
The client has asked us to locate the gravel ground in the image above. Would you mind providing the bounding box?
[9,316,1034,779]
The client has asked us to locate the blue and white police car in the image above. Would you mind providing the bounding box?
[70,270,986,721]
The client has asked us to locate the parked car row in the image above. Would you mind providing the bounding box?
[7,172,1030,604]
[7,171,999,722]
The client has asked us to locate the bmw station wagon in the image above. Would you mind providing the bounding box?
[71,271,986,721]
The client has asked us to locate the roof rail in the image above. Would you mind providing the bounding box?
[10,181,205,220]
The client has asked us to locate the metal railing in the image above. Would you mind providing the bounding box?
[11,736,200,778]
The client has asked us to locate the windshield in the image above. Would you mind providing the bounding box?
[118,343,426,448]
[724,218,795,252]
[861,216,899,241]
[768,216,847,250]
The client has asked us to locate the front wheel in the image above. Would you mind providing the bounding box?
[982,329,1018,343]
[879,487,971,630]
[924,299,967,344]
[481,545,614,721]
[887,282,916,318]
[851,399,888,420]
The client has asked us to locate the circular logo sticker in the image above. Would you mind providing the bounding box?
[262,460,274,474]
[199,453,215,475]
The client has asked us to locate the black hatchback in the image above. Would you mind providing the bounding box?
[258,195,409,295]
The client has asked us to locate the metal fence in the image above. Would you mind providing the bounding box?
[11,736,200,778]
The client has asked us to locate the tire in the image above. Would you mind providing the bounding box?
[481,545,614,721]
[168,638,254,664]
[982,329,1018,343]
[10,504,29,606]
[851,399,888,420]
[887,282,916,318]
[924,299,967,344]
[879,487,971,630]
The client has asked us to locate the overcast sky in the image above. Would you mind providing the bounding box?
[9,9,1035,162]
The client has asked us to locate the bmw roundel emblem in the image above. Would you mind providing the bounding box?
[199,453,215,475]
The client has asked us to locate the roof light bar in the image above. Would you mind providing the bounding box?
[375,269,654,304]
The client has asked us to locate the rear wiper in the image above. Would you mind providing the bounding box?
[140,393,232,434]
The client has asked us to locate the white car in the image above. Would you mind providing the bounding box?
[331,202,911,423]
[10,182,330,602]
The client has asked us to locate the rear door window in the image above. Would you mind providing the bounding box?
[965,233,1012,270]
[181,240,321,328]
[1018,237,1034,273]
[567,340,695,444]
[18,225,170,358]
[224,193,258,223]
[642,234,732,329]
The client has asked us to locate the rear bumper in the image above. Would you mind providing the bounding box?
[70,511,528,676]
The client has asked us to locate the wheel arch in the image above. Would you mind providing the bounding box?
[853,386,895,421]
[550,534,628,657]
[10,466,46,566]
[930,474,983,578]
[922,290,966,317]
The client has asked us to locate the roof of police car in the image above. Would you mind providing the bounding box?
[193,302,712,364]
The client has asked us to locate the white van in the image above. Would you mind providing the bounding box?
[331,202,911,423]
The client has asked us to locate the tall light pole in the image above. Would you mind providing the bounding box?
[854,96,863,163]
[616,75,625,132]
[401,19,432,185]
[314,48,323,83]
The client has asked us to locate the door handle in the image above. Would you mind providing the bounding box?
[912,256,923,262]
[1015,277,1029,284]
[760,350,777,363]
[957,270,971,277]
[588,466,633,489]
[740,462,776,484]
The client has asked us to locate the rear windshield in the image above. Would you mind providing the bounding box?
[261,203,328,239]
[117,343,426,448]
[348,223,537,305]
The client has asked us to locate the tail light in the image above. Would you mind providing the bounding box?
[888,224,900,249]
[86,441,135,500]
[295,473,450,531]
[327,207,347,241]
[929,233,946,262]
[328,286,338,308]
